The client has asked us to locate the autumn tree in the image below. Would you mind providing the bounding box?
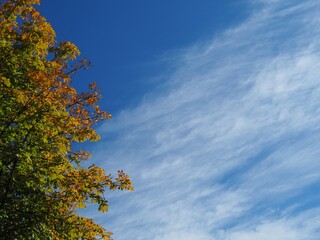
[0,0,133,239]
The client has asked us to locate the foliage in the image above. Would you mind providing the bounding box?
[0,0,133,239]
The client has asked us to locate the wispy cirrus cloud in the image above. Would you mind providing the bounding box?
[89,0,320,239]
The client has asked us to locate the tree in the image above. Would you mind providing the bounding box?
[0,0,133,239]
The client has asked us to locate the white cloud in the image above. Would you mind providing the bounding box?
[220,209,320,240]
[89,0,320,239]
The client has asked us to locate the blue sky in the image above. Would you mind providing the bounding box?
[38,0,247,113]
[39,0,320,239]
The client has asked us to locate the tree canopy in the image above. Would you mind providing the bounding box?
[0,0,133,239]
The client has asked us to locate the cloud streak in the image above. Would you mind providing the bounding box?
[90,0,320,239]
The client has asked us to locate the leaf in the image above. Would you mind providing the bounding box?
[98,203,109,213]
[0,0,132,239]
